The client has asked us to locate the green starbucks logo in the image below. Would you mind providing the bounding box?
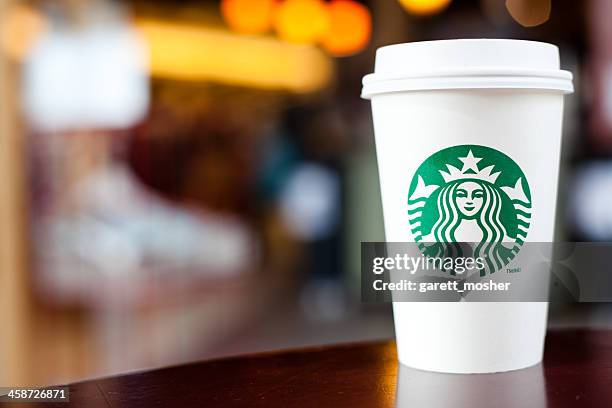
[407,145,531,274]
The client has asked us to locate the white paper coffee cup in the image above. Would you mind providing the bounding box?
[362,39,573,373]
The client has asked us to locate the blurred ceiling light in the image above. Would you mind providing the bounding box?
[322,0,372,57]
[136,19,332,93]
[398,0,452,16]
[274,0,330,44]
[23,18,149,131]
[505,0,551,27]
[221,0,277,34]
[0,4,46,61]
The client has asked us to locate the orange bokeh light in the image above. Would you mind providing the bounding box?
[221,0,277,34]
[398,0,452,16]
[274,0,330,44]
[506,0,551,27]
[1,4,46,60]
[322,0,371,57]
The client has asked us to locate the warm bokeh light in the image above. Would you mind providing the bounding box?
[221,0,277,34]
[136,19,333,93]
[274,0,330,44]
[398,0,452,16]
[0,4,46,60]
[322,0,372,57]
[505,0,551,27]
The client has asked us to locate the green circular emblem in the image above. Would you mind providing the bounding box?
[407,144,532,274]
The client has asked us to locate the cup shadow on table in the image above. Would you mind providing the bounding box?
[395,363,546,408]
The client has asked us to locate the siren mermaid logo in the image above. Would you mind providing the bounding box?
[407,145,532,275]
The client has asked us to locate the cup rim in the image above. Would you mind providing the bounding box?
[362,39,574,99]
[361,69,574,99]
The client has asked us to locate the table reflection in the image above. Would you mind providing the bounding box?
[395,363,546,408]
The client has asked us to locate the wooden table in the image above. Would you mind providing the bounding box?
[14,329,612,407]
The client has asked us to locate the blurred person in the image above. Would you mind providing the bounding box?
[268,105,351,321]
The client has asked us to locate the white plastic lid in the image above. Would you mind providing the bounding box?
[361,39,573,99]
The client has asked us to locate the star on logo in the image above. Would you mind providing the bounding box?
[458,150,482,174]
[439,149,500,184]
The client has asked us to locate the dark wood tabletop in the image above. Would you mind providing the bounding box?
[9,329,612,408]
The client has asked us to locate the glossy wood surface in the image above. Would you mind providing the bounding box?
[9,329,612,407]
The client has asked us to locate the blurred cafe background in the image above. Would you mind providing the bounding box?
[0,0,611,386]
